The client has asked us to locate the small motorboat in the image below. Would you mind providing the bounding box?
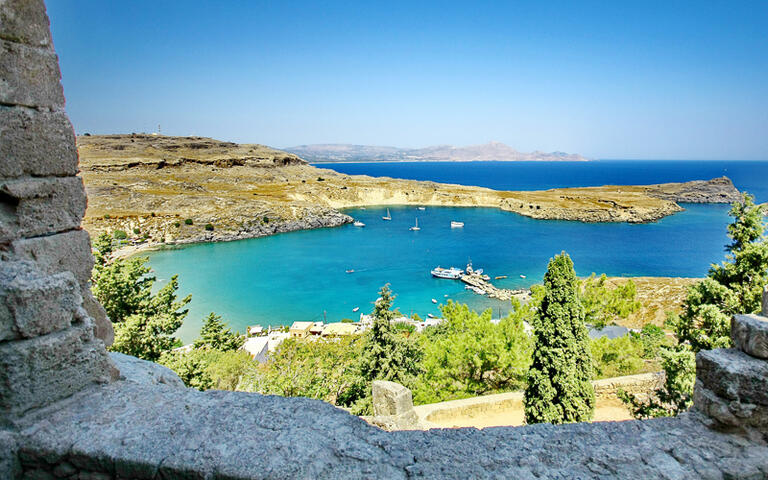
[450,221,464,228]
[382,208,392,221]
[353,221,365,227]
[352,307,359,312]
[345,269,355,274]
[431,298,438,304]
[495,275,507,280]
[427,313,436,319]
[409,218,421,231]
[520,274,527,279]
[418,206,426,211]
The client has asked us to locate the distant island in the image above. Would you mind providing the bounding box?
[285,141,589,163]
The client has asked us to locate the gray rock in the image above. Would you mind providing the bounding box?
[0,260,79,341]
[0,0,52,47]
[0,106,77,179]
[0,39,63,109]
[0,176,86,242]
[0,429,20,479]
[8,230,113,345]
[694,381,768,429]
[0,322,115,426]
[109,352,185,388]
[731,314,768,359]
[372,380,414,416]
[696,349,768,406]
[763,285,767,317]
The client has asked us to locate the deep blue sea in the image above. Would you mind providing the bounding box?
[146,160,768,342]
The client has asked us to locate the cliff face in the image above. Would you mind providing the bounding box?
[77,135,740,250]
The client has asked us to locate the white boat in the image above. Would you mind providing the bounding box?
[352,307,359,312]
[427,313,436,319]
[450,221,464,228]
[382,208,392,221]
[431,266,463,279]
[431,298,438,304]
[418,206,426,211]
[520,274,526,279]
[353,220,365,227]
[409,217,421,231]
[346,269,355,274]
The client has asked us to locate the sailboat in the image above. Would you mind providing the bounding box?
[409,217,421,231]
[353,220,365,227]
[382,208,392,221]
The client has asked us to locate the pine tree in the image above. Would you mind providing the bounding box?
[194,313,244,351]
[524,252,595,424]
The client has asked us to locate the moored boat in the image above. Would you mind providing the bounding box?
[409,217,421,231]
[431,298,438,304]
[450,221,464,228]
[353,220,365,227]
[382,208,392,221]
[431,266,463,279]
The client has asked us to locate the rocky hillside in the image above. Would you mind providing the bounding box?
[77,135,740,251]
[286,141,588,163]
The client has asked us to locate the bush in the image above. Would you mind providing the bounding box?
[174,222,181,228]
[263,216,269,224]
[317,177,325,181]
[204,223,214,231]
[113,230,128,240]
[133,227,141,234]
[184,218,193,225]
[103,214,111,219]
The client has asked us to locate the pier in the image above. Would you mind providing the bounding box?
[460,271,528,301]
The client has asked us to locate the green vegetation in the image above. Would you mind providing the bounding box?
[174,221,181,228]
[133,227,141,235]
[204,223,214,231]
[524,252,595,425]
[184,218,193,225]
[113,229,128,240]
[622,192,767,418]
[582,274,641,329]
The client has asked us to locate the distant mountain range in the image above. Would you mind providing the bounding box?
[285,141,589,163]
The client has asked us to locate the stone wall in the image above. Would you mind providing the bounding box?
[1,2,768,478]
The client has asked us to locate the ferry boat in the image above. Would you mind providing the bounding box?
[431,266,463,279]
[450,221,464,228]
[353,220,365,227]
[409,218,421,231]
[382,208,392,221]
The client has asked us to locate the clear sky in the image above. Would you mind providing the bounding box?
[47,1,768,159]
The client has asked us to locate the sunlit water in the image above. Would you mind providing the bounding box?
[147,204,732,343]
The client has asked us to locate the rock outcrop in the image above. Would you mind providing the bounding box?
[645,176,742,204]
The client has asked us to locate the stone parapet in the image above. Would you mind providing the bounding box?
[0,38,63,108]
[731,314,768,359]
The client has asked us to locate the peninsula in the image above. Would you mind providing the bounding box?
[77,134,741,250]
[285,141,589,163]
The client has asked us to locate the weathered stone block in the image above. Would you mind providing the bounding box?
[0,260,79,341]
[109,352,185,388]
[763,285,768,317]
[0,322,114,425]
[0,39,63,108]
[696,349,768,406]
[732,314,768,359]
[372,380,414,416]
[0,106,78,178]
[694,381,768,429]
[0,0,51,47]
[0,430,20,479]
[0,176,86,242]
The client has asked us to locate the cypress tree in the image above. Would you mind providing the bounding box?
[524,252,595,424]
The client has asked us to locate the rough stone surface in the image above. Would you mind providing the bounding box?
[0,0,52,47]
[372,380,414,416]
[694,381,768,429]
[0,260,79,341]
[10,380,768,479]
[0,38,63,108]
[0,322,114,426]
[0,176,86,242]
[7,229,113,345]
[0,429,20,479]
[763,285,768,317]
[108,352,184,388]
[732,314,768,359]
[0,106,78,178]
[696,349,768,406]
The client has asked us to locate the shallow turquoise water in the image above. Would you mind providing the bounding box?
[146,204,732,343]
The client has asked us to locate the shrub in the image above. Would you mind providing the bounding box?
[113,230,128,240]
[133,227,141,234]
[204,223,214,231]
[174,222,181,228]
[263,216,269,224]
[317,177,325,181]
[103,214,111,219]
[184,218,193,225]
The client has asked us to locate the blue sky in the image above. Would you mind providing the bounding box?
[47,1,768,159]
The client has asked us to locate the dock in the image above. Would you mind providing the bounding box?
[460,272,527,301]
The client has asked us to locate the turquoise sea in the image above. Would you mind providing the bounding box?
[146,160,767,343]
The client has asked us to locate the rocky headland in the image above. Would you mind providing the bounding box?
[77,134,741,252]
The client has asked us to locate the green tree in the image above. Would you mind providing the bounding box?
[160,349,253,391]
[524,252,595,425]
[618,345,695,418]
[669,193,768,351]
[581,274,642,329]
[92,240,191,361]
[194,313,244,351]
